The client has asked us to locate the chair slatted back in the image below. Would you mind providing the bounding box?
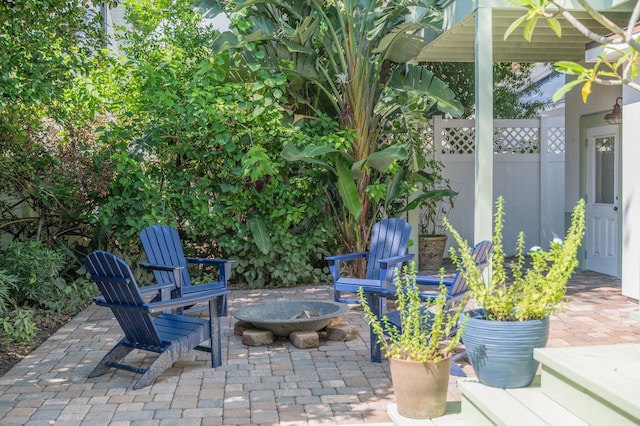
[447,240,494,308]
[140,225,193,289]
[366,218,412,283]
[86,251,162,348]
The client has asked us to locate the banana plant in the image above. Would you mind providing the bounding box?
[196,0,463,254]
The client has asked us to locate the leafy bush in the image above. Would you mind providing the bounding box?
[2,240,96,313]
[80,0,336,287]
[1,308,37,347]
[0,243,96,346]
[0,269,19,314]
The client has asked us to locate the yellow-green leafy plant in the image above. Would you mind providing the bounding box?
[357,263,466,362]
[444,196,586,321]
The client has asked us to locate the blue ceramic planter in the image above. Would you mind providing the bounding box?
[463,315,550,388]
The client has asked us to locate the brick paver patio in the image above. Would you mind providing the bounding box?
[0,270,638,425]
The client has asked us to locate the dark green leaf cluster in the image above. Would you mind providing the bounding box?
[1,240,96,313]
[0,241,96,345]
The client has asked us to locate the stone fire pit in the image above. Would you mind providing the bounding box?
[232,300,349,337]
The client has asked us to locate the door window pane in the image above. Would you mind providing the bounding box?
[595,136,615,204]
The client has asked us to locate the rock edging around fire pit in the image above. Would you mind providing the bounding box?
[234,315,358,348]
[231,300,356,348]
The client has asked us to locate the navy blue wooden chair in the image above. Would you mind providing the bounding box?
[363,240,494,376]
[85,251,229,389]
[326,218,414,305]
[140,225,234,316]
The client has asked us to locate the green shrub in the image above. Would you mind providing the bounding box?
[2,240,96,313]
[0,269,19,314]
[0,308,37,347]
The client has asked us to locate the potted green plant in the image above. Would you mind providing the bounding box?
[444,195,586,388]
[357,263,466,419]
[415,160,457,271]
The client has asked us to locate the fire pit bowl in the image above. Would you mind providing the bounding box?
[232,300,349,337]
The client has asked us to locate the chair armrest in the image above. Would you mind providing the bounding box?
[325,252,369,283]
[185,257,235,267]
[147,288,230,314]
[139,263,184,289]
[139,263,184,273]
[139,283,175,293]
[139,282,175,301]
[361,284,446,301]
[184,258,234,286]
[182,282,226,293]
[376,253,415,283]
[376,254,414,268]
[325,252,368,262]
[415,274,454,286]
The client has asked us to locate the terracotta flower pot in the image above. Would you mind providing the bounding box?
[389,356,451,419]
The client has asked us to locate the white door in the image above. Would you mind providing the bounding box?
[585,125,619,276]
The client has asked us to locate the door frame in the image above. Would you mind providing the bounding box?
[579,114,622,278]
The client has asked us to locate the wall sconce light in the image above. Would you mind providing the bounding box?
[604,97,622,125]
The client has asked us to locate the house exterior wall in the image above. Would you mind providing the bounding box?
[564,75,640,300]
[622,86,640,300]
[564,77,620,211]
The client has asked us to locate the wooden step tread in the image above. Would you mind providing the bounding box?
[534,344,640,421]
[459,379,588,426]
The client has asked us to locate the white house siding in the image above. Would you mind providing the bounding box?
[622,87,640,301]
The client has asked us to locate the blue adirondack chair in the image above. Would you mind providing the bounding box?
[140,225,234,316]
[326,218,414,305]
[85,251,229,389]
[363,240,494,376]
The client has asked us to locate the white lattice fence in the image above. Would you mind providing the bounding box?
[431,116,565,255]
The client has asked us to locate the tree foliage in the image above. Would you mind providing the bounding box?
[0,0,111,252]
[87,0,334,287]
[506,0,640,101]
[0,1,107,122]
[427,62,547,119]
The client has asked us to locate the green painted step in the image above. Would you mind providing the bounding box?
[459,377,587,426]
[534,344,640,425]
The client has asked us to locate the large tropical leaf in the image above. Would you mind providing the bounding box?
[361,144,409,173]
[387,65,463,117]
[336,157,363,221]
[248,214,271,254]
[281,144,337,172]
[374,22,430,63]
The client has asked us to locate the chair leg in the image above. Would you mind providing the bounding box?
[449,360,467,377]
[210,298,222,367]
[450,350,467,377]
[220,294,228,317]
[195,297,223,367]
[132,348,179,390]
[367,292,384,363]
[89,341,133,378]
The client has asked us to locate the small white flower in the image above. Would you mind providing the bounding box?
[530,246,542,252]
[335,72,350,85]
[553,237,563,245]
